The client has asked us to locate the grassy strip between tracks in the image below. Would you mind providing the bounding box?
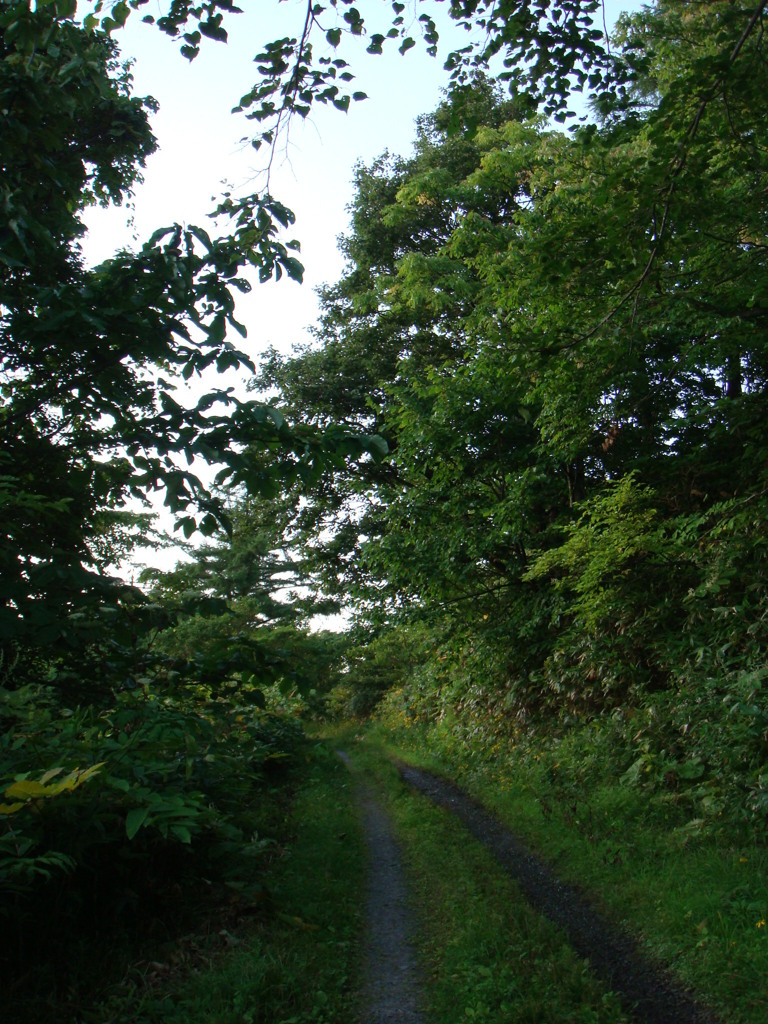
[80,716,767,1024]
[359,719,768,1024]
[87,740,365,1024]
[340,731,631,1024]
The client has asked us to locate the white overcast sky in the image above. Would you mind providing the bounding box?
[82,1,635,575]
[84,0,471,362]
[85,1,636,365]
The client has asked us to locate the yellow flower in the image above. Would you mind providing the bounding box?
[757,920,766,929]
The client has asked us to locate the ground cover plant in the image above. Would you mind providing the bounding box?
[344,736,632,1024]
[0,688,307,1023]
[364,712,768,1024]
[85,740,365,1024]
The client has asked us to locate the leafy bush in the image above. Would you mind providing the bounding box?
[0,673,307,1022]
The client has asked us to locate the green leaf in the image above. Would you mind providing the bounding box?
[125,807,151,840]
[367,33,384,55]
[4,780,47,800]
[171,824,192,843]
[199,20,228,42]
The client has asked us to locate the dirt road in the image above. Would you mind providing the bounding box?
[397,762,720,1024]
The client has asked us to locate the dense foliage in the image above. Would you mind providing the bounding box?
[5,0,768,1017]
[0,2,375,1015]
[262,2,768,831]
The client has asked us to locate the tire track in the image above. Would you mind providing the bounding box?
[337,751,427,1024]
[397,761,720,1024]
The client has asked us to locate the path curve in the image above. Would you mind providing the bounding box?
[397,762,720,1024]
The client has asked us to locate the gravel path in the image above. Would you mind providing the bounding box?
[397,762,721,1024]
[337,752,427,1024]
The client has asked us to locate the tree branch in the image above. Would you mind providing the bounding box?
[559,1,768,353]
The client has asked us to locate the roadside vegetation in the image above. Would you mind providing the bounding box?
[4,2,768,1022]
[86,741,365,1024]
[359,719,768,1024]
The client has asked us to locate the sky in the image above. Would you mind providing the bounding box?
[82,0,637,575]
[85,1,637,363]
[84,1,472,362]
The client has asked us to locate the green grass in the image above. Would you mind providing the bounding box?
[58,717,767,1024]
[86,741,366,1024]
[365,718,768,1024]
[345,740,630,1024]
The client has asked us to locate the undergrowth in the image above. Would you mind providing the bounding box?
[85,740,364,1024]
[364,710,768,1024]
[3,736,365,1024]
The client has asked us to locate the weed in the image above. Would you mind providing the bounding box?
[82,742,366,1024]
[367,718,768,1024]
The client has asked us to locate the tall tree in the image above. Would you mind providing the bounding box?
[0,0,388,674]
[5,0,623,670]
[258,2,768,716]
[255,77,530,607]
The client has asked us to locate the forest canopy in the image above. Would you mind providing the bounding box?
[259,0,768,814]
[3,3,768,1017]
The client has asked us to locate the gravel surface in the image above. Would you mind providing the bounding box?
[338,752,427,1024]
[397,762,721,1024]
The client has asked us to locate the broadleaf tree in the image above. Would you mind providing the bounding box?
[256,0,768,784]
[0,0,391,672]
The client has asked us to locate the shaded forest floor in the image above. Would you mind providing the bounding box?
[12,724,767,1024]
